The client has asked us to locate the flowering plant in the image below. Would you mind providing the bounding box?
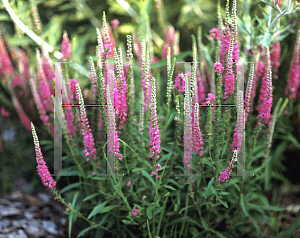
[1,0,300,237]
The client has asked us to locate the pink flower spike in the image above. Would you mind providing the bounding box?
[75,83,97,162]
[209,28,221,40]
[205,93,216,105]
[110,19,119,29]
[213,62,224,73]
[218,150,237,183]
[31,122,56,189]
[61,32,72,60]
[127,180,131,186]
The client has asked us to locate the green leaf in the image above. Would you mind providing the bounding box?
[201,218,209,230]
[76,225,98,238]
[122,220,132,224]
[163,185,176,190]
[83,193,99,202]
[205,177,215,199]
[99,205,118,213]
[87,201,109,220]
[147,206,154,219]
[59,183,81,194]
[141,170,156,186]
[241,194,249,217]
[264,162,271,191]
[286,133,300,150]
[69,191,79,238]
[259,205,285,211]
[207,228,227,238]
[166,111,176,127]
[174,204,178,212]
[178,205,194,214]
[219,199,228,208]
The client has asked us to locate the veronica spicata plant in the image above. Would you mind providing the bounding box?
[2,0,299,236]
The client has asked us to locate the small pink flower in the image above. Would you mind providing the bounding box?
[142,195,146,200]
[205,93,216,105]
[174,73,185,92]
[157,175,161,178]
[209,28,221,40]
[213,62,224,73]
[110,19,119,30]
[0,107,10,117]
[127,180,131,186]
[132,208,139,216]
[93,172,96,176]
[151,171,156,175]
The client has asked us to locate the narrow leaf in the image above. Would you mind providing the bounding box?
[87,201,109,220]
[205,177,215,199]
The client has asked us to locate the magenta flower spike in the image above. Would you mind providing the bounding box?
[41,46,55,95]
[256,47,270,114]
[193,103,204,156]
[220,0,232,67]
[0,32,14,82]
[107,71,122,161]
[213,62,224,73]
[12,95,31,132]
[110,19,119,30]
[102,12,115,59]
[197,69,206,103]
[258,67,273,126]
[162,26,176,59]
[29,72,54,135]
[114,47,128,132]
[218,150,237,183]
[18,49,30,82]
[149,77,161,161]
[61,32,72,60]
[223,39,235,100]
[75,83,97,161]
[270,40,280,80]
[89,56,98,102]
[244,63,255,123]
[231,0,239,64]
[141,39,151,111]
[183,73,193,171]
[61,79,75,140]
[209,28,221,40]
[174,73,185,93]
[31,122,56,189]
[250,58,264,112]
[36,49,53,113]
[285,30,300,100]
